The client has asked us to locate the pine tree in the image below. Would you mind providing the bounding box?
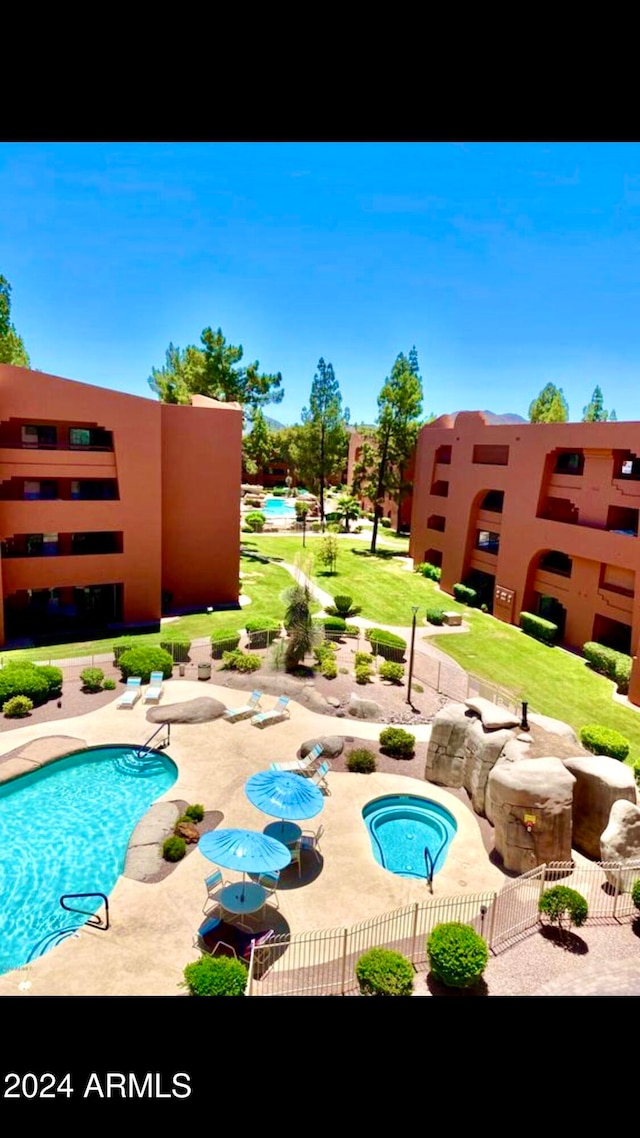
[582,386,610,422]
[243,409,274,478]
[0,275,30,367]
[528,383,569,422]
[300,358,349,529]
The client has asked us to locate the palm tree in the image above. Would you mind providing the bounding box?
[335,494,361,533]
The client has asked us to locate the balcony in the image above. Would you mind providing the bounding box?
[472,445,509,466]
[475,530,500,555]
[1,532,123,559]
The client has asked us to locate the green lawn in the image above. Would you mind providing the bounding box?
[427,610,640,766]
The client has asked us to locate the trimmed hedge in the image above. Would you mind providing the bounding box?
[427,923,488,989]
[245,618,281,649]
[356,947,414,996]
[118,646,174,683]
[183,954,248,996]
[453,583,479,607]
[379,660,404,684]
[113,636,137,663]
[425,608,445,625]
[220,650,262,673]
[519,612,558,644]
[631,879,640,912]
[0,664,51,708]
[379,727,415,758]
[579,724,630,761]
[160,638,191,663]
[244,511,266,532]
[355,664,372,684]
[582,642,632,694]
[366,628,406,661]
[320,656,338,679]
[211,631,242,659]
[37,665,63,697]
[415,562,442,581]
[80,667,104,692]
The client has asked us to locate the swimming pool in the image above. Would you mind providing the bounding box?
[0,745,177,975]
[262,496,296,517]
[363,794,457,880]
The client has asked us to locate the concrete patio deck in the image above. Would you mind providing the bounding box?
[0,679,503,996]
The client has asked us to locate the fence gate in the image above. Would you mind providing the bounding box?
[489,866,546,952]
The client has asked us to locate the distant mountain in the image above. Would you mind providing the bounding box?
[265,416,286,430]
[480,411,528,425]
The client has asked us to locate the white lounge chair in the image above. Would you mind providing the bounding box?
[251,695,290,729]
[116,677,142,708]
[143,671,165,704]
[224,690,263,723]
[308,760,331,793]
[271,742,323,773]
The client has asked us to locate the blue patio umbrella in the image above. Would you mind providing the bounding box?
[244,770,324,838]
[198,828,291,901]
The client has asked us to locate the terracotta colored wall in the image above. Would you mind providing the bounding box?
[0,365,241,645]
[346,429,414,530]
[161,397,242,609]
[409,411,640,702]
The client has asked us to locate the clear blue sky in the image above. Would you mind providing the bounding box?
[2,141,640,425]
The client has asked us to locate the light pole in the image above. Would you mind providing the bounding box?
[406,604,419,706]
[302,509,306,548]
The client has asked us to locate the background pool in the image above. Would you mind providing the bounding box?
[0,745,177,975]
[262,497,296,517]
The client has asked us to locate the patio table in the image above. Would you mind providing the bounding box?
[263,820,302,847]
[218,882,267,929]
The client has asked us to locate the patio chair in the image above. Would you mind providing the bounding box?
[195,919,276,978]
[251,695,290,729]
[288,840,302,878]
[202,868,229,914]
[143,670,165,704]
[246,869,280,911]
[270,742,323,774]
[223,690,263,723]
[308,760,331,793]
[300,823,324,863]
[116,676,142,708]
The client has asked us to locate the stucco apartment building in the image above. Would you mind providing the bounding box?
[347,428,414,531]
[0,364,242,648]
[408,410,640,702]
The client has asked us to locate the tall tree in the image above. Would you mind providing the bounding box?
[582,385,611,422]
[353,348,423,554]
[300,358,349,529]
[243,408,274,478]
[148,326,283,417]
[0,275,30,367]
[528,383,569,422]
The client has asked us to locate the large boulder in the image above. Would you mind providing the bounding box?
[348,694,384,720]
[300,736,345,758]
[563,755,637,859]
[425,703,514,816]
[465,697,521,730]
[527,712,579,744]
[146,698,226,724]
[600,799,640,890]
[487,757,576,873]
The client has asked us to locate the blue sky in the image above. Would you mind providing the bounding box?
[2,141,640,425]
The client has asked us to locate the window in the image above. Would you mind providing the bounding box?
[21,424,57,448]
[69,428,92,447]
[539,550,572,577]
[481,490,504,513]
[24,480,57,500]
[554,451,584,475]
[476,530,500,554]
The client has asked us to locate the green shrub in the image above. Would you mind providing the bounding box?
[211,631,242,659]
[315,616,347,632]
[538,885,588,929]
[103,678,116,690]
[160,638,191,663]
[631,879,640,912]
[415,562,442,581]
[379,660,404,684]
[379,727,415,757]
[320,656,338,679]
[113,636,137,663]
[427,923,488,989]
[425,608,445,625]
[579,724,630,761]
[118,646,174,683]
[355,664,372,684]
[582,642,632,694]
[347,748,376,773]
[272,486,286,496]
[183,954,248,996]
[356,947,414,996]
[380,517,392,528]
[244,511,266,532]
[37,665,63,697]
[519,612,558,644]
[245,619,281,649]
[184,803,204,823]
[80,667,104,692]
[453,583,479,606]
[634,761,640,788]
[355,651,374,667]
[311,521,321,532]
[220,650,261,673]
[365,628,407,661]
[3,695,34,718]
[0,664,50,708]
[333,595,354,615]
[163,836,186,862]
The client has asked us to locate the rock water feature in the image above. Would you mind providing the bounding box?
[425,697,640,875]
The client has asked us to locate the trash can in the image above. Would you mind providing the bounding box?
[198,661,212,681]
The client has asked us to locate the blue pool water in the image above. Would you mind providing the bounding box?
[0,745,177,975]
[262,497,296,517]
[363,794,457,879]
